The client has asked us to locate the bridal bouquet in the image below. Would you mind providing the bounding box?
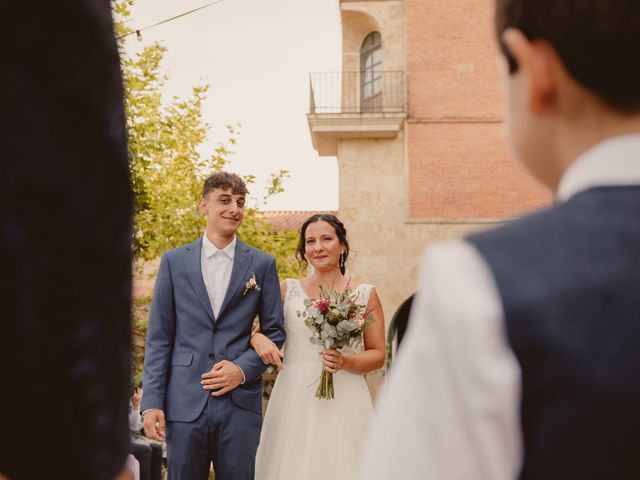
[297,285,374,400]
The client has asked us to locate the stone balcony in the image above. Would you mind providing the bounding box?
[307,71,406,156]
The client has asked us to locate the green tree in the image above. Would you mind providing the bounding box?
[113,0,300,386]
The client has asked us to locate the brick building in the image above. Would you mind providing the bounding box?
[307,0,550,321]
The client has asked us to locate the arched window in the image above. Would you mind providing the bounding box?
[360,31,382,112]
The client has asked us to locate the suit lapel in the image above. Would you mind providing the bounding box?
[184,237,215,323]
[218,239,253,319]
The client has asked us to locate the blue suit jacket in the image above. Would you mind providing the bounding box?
[141,236,286,420]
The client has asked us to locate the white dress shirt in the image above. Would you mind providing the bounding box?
[360,134,640,480]
[201,234,246,384]
[201,234,236,318]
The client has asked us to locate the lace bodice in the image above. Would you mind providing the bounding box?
[282,278,374,365]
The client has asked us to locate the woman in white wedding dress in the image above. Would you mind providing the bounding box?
[251,214,386,480]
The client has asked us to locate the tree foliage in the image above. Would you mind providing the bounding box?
[113,0,300,385]
[116,3,295,264]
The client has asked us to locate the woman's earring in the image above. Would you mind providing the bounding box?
[339,252,345,271]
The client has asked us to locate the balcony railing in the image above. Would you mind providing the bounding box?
[309,71,405,114]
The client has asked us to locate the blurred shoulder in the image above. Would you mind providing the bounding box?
[420,239,489,283]
[417,239,501,320]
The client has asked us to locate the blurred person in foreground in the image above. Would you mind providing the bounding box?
[361,1,640,479]
[0,0,132,478]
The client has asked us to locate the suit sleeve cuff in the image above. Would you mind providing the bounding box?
[235,363,246,384]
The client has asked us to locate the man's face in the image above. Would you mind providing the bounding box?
[199,187,245,237]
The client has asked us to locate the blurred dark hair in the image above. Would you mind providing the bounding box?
[496,0,640,112]
[202,172,248,197]
[297,214,350,275]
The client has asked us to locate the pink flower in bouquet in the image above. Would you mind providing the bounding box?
[314,298,331,314]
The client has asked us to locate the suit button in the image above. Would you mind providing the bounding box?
[208,353,215,359]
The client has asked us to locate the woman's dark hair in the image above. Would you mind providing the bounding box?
[496,0,640,112]
[297,214,350,275]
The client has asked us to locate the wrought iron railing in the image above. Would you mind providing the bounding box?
[309,71,405,114]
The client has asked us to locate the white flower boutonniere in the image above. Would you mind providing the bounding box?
[243,272,261,296]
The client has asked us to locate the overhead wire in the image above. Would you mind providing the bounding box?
[117,0,226,40]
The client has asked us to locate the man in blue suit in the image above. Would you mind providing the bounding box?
[141,172,286,480]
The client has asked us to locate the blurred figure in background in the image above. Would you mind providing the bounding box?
[129,387,163,480]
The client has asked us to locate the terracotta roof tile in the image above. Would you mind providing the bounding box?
[260,211,337,232]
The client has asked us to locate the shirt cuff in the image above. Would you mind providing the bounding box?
[235,363,246,384]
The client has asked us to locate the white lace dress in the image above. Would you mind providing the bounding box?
[254,279,375,480]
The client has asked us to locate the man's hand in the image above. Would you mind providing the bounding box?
[142,409,166,442]
[201,360,244,396]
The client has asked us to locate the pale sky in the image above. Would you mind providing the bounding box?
[123,0,341,211]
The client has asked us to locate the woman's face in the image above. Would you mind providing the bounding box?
[304,220,344,273]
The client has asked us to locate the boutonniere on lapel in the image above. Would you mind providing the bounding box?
[243,272,262,296]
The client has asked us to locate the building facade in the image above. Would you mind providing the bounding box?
[308,0,549,323]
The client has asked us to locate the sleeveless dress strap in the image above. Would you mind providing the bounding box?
[283,278,293,303]
[357,284,374,306]
[283,278,303,303]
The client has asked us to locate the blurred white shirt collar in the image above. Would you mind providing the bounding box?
[558,133,640,201]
